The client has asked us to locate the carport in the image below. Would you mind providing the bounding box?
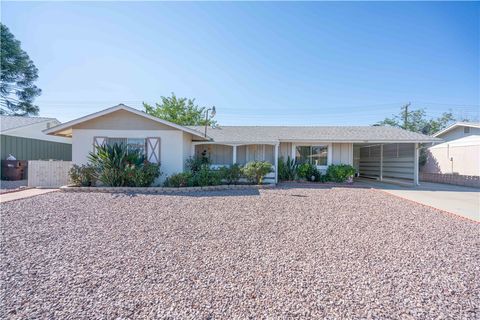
[353,143,420,185]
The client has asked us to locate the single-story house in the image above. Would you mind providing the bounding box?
[1,115,72,161]
[44,104,440,184]
[422,122,480,178]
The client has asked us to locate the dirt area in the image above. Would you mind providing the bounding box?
[1,187,478,318]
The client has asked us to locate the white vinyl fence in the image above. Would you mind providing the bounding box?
[28,160,72,188]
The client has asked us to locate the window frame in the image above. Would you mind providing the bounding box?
[292,143,331,169]
[105,137,147,155]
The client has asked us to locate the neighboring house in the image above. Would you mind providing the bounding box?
[1,116,72,161]
[422,122,480,181]
[45,104,439,185]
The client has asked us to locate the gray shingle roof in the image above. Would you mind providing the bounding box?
[1,116,59,132]
[188,126,441,143]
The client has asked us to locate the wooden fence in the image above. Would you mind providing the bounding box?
[28,160,72,188]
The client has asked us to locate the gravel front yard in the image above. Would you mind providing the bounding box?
[1,187,479,318]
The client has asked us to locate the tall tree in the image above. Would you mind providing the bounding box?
[375,105,455,136]
[144,93,217,126]
[0,23,41,116]
[375,105,456,166]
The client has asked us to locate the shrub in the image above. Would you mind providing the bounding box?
[164,172,192,187]
[88,143,160,187]
[278,156,297,181]
[69,164,96,186]
[218,164,243,184]
[242,161,273,185]
[126,161,161,187]
[297,162,322,182]
[326,164,356,183]
[191,165,222,187]
[186,155,210,173]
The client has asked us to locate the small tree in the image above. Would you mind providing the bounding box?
[242,161,273,185]
[144,93,217,126]
[0,23,42,115]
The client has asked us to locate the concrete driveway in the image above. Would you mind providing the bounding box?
[360,180,480,222]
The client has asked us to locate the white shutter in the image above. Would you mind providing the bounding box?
[146,137,161,164]
[93,136,107,152]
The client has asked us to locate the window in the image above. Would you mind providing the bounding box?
[295,145,328,166]
[106,138,146,155]
[464,127,470,134]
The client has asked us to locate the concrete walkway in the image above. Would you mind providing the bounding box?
[359,180,480,222]
[0,188,58,203]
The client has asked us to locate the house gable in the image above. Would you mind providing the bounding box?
[72,109,176,131]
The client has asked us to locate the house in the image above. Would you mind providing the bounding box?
[422,122,480,185]
[44,104,440,185]
[1,116,72,161]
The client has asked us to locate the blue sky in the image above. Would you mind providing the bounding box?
[2,1,479,125]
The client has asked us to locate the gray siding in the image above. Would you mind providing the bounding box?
[358,143,415,180]
[1,135,72,161]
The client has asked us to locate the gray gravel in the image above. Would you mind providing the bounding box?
[1,187,479,319]
[0,180,27,193]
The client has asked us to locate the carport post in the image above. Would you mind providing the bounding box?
[274,143,279,183]
[380,144,383,181]
[414,143,419,185]
[232,145,237,164]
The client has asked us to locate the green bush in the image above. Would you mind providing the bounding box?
[242,161,273,184]
[125,161,161,187]
[278,156,297,181]
[326,164,356,182]
[88,143,160,187]
[69,164,97,186]
[297,162,322,182]
[185,155,210,173]
[218,164,243,184]
[164,172,192,187]
[191,165,222,187]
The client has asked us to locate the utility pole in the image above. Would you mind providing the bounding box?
[403,102,411,129]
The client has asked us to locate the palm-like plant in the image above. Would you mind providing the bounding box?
[88,143,145,187]
[278,156,298,181]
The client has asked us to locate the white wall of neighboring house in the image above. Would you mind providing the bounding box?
[4,121,71,144]
[423,135,480,176]
[436,125,480,142]
[72,128,185,180]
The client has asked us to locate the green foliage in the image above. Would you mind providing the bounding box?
[125,161,161,187]
[326,164,355,183]
[278,156,297,181]
[375,106,455,136]
[185,154,211,173]
[190,166,222,187]
[69,164,97,186]
[88,143,160,187]
[218,164,243,184]
[144,92,217,126]
[296,162,322,182]
[242,161,273,185]
[0,23,41,115]
[164,172,192,187]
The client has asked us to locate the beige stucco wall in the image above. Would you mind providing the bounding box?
[73,109,176,131]
[423,144,480,176]
[72,128,185,181]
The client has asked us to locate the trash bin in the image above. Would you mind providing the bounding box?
[1,160,28,180]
